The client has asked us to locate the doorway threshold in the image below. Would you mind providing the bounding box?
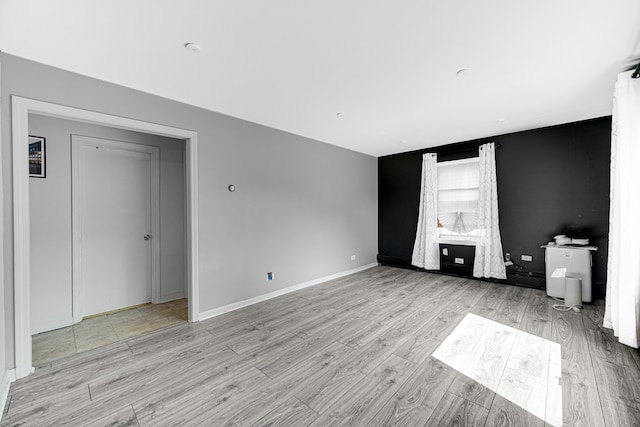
[32,299,187,367]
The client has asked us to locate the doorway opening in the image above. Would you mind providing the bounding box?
[29,122,189,366]
[12,96,200,378]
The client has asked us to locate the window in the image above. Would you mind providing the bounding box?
[437,157,480,240]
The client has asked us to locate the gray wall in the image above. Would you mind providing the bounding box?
[1,53,378,369]
[29,115,186,334]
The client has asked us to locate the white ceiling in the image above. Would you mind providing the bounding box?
[1,1,639,157]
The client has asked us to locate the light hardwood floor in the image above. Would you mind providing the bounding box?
[3,266,640,426]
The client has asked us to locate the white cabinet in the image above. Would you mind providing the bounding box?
[544,245,596,302]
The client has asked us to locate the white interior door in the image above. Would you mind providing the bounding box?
[72,136,159,318]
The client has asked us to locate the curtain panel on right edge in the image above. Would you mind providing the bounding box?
[604,70,640,349]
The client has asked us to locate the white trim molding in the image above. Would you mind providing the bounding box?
[185,132,200,322]
[157,291,186,304]
[31,318,74,336]
[199,263,378,321]
[12,97,32,379]
[11,96,200,378]
[0,369,16,416]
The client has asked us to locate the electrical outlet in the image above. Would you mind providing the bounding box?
[505,252,511,261]
[266,272,274,281]
[521,254,533,262]
[350,255,356,261]
[443,248,449,256]
[454,258,464,264]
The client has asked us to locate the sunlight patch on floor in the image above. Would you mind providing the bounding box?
[432,313,562,426]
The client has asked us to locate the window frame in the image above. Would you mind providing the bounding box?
[436,156,480,244]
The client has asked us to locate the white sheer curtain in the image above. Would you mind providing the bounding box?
[604,70,640,348]
[412,153,440,270]
[473,143,506,279]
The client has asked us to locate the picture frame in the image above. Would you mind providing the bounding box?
[29,135,46,178]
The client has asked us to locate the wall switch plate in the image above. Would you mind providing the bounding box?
[454,257,464,264]
[267,272,274,281]
[443,248,449,256]
[521,254,533,262]
[350,255,356,261]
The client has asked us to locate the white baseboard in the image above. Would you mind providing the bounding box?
[1,369,16,415]
[31,317,75,335]
[156,291,186,304]
[199,263,378,322]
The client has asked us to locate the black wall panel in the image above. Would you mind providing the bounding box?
[378,117,611,295]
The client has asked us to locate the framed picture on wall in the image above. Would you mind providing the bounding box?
[29,135,46,178]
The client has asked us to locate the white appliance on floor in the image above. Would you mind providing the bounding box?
[543,245,597,302]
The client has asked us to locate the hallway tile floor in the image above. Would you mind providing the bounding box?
[32,299,188,367]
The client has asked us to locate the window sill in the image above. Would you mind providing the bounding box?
[437,238,477,246]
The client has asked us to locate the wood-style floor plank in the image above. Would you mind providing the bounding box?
[3,385,91,426]
[519,289,553,339]
[552,308,606,427]
[6,342,133,409]
[294,330,407,414]
[591,360,640,426]
[630,347,640,373]
[470,281,507,320]
[134,366,271,426]
[582,301,640,426]
[85,404,140,427]
[484,394,545,427]
[308,354,415,426]
[492,285,532,328]
[190,342,351,426]
[46,346,239,425]
[425,391,489,426]
[89,341,236,401]
[3,265,640,427]
[253,396,318,427]
[367,356,458,426]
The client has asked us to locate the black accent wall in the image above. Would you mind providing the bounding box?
[378,117,612,295]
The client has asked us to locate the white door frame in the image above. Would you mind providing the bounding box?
[12,96,200,379]
[71,136,161,322]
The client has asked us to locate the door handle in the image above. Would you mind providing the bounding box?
[144,234,151,241]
